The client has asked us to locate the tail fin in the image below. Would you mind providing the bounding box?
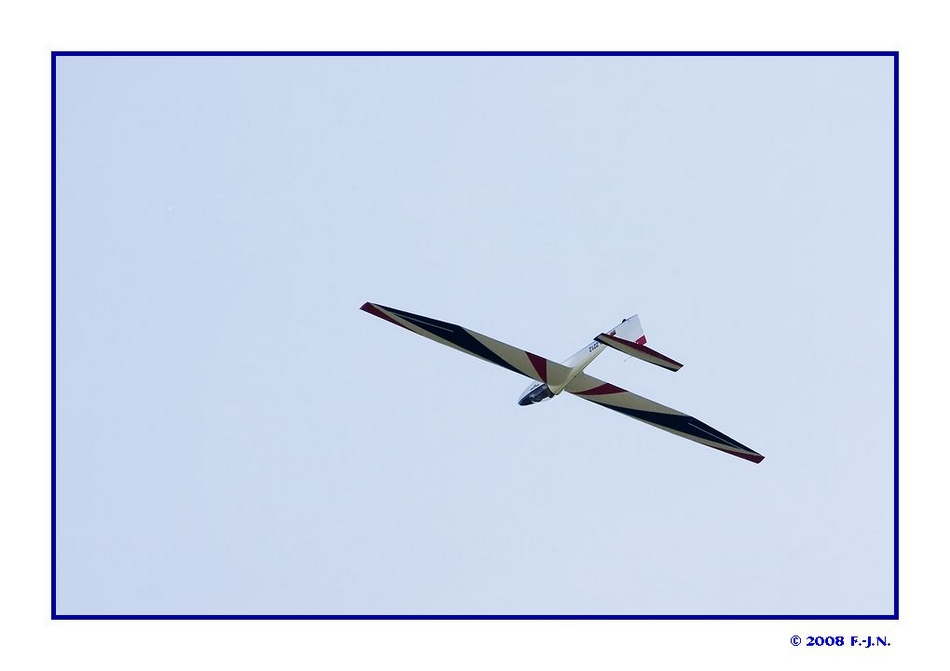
[610,315,646,345]
[598,315,683,372]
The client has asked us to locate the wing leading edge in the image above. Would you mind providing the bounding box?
[565,371,764,463]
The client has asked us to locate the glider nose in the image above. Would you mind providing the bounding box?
[518,383,554,406]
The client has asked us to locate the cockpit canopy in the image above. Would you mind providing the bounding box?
[518,382,554,406]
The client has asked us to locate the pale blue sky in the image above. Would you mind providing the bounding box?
[54,54,894,615]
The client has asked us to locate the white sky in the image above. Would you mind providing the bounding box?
[54,54,894,616]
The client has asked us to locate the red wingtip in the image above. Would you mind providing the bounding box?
[735,450,765,464]
[360,301,404,327]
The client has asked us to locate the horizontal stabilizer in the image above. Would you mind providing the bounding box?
[596,333,683,372]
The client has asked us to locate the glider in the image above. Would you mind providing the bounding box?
[360,302,763,464]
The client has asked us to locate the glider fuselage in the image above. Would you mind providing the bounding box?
[517,338,606,405]
[515,313,648,405]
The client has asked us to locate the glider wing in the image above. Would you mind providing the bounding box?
[565,371,763,463]
[360,302,574,388]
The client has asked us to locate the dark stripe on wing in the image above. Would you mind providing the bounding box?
[595,402,764,463]
[380,304,523,376]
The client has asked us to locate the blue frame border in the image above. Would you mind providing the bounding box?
[51,50,899,620]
